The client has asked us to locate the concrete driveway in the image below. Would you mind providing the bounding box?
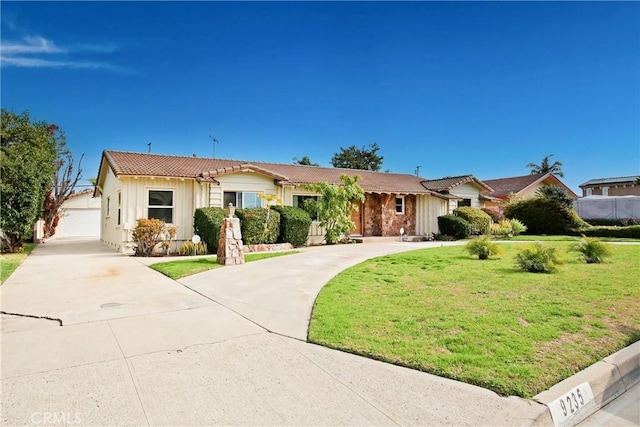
[1,237,546,426]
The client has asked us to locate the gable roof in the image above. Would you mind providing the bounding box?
[580,176,640,187]
[97,150,451,198]
[483,173,579,199]
[422,174,493,193]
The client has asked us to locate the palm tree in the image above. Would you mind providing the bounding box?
[526,154,564,177]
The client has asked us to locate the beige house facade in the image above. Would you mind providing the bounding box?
[94,151,452,252]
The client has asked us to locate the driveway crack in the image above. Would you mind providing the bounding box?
[0,310,63,326]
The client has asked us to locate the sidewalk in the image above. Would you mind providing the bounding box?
[1,238,635,426]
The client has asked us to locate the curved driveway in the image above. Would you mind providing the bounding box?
[1,238,546,426]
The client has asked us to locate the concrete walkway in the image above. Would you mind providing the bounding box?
[0,237,604,426]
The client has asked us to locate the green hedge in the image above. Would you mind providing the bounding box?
[193,207,226,253]
[271,205,312,247]
[584,218,640,227]
[504,198,589,235]
[437,214,471,239]
[454,206,491,235]
[581,225,640,239]
[235,208,280,245]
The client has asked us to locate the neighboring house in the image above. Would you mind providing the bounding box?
[482,173,579,212]
[57,189,102,237]
[94,150,455,252]
[579,176,640,197]
[421,175,498,213]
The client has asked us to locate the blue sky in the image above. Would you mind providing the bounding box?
[2,1,639,194]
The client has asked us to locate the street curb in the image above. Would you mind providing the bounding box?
[531,341,639,426]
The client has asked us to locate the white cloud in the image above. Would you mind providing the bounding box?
[0,55,106,69]
[0,36,65,54]
[0,35,126,72]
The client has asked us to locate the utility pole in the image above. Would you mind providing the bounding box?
[147,142,152,153]
[209,135,218,158]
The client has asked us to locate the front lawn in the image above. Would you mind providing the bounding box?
[308,242,640,398]
[0,243,37,284]
[151,250,299,279]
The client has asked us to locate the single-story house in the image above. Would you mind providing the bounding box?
[421,175,498,213]
[94,150,457,252]
[482,173,578,212]
[579,176,640,197]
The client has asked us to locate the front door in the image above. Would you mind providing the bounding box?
[350,202,363,235]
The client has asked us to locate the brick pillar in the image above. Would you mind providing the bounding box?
[217,218,245,265]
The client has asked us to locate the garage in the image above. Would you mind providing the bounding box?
[59,208,101,237]
[57,190,101,238]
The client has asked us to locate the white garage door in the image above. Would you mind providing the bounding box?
[59,209,101,237]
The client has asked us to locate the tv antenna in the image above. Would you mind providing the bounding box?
[147,141,152,153]
[415,165,421,177]
[209,135,218,158]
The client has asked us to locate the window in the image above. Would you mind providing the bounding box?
[117,192,122,225]
[602,186,609,196]
[586,188,593,196]
[106,197,111,218]
[223,191,261,208]
[395,196,405,214]
[148,190,174,223]
[458,198,472,207]
[294,195,319,220]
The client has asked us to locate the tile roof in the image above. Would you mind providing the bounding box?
[101,150,445,197]
[580,176,640,187]
[482,173,547,196]
[422,174,493,193]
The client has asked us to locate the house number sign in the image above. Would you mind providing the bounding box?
[546,382,594,427]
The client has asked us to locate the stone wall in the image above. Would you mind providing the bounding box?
[362,193,416,237]
[217,218,245,265]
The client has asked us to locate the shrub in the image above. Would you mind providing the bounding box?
[535,185,575,209]
[235,208,280,245]
[584,218,640,227]
[490,220,513,237]
[569,236,612,264]
[482,208,505,223]
[178,240,208,256]
[453,206,491,235]
[510,218,527,236]
[465,236,504,260]
[271,205,312,247]
[514,242,563,273]
[581,225,640,239]
[438,215,471,239]
[194,207,227,253]
[131,218,177,256]
[504,198,588,235]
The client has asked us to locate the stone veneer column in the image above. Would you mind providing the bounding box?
[217,218,245,265]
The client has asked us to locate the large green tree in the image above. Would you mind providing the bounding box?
[304,174,365,244]
[1,109,59,252]
[330,142,383,171]
[526,154,564,177]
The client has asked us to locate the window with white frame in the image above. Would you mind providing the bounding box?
[395,196,405,214]
[223,191,261,209]
[148,189,174,223]
[602,186,609,196]
[458,198,472,207]
[586,188,593,196]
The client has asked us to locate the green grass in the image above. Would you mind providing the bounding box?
[308,242,640,398]
[508,234,640,242]
[0,243,37,284]
[151,250,299,279]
